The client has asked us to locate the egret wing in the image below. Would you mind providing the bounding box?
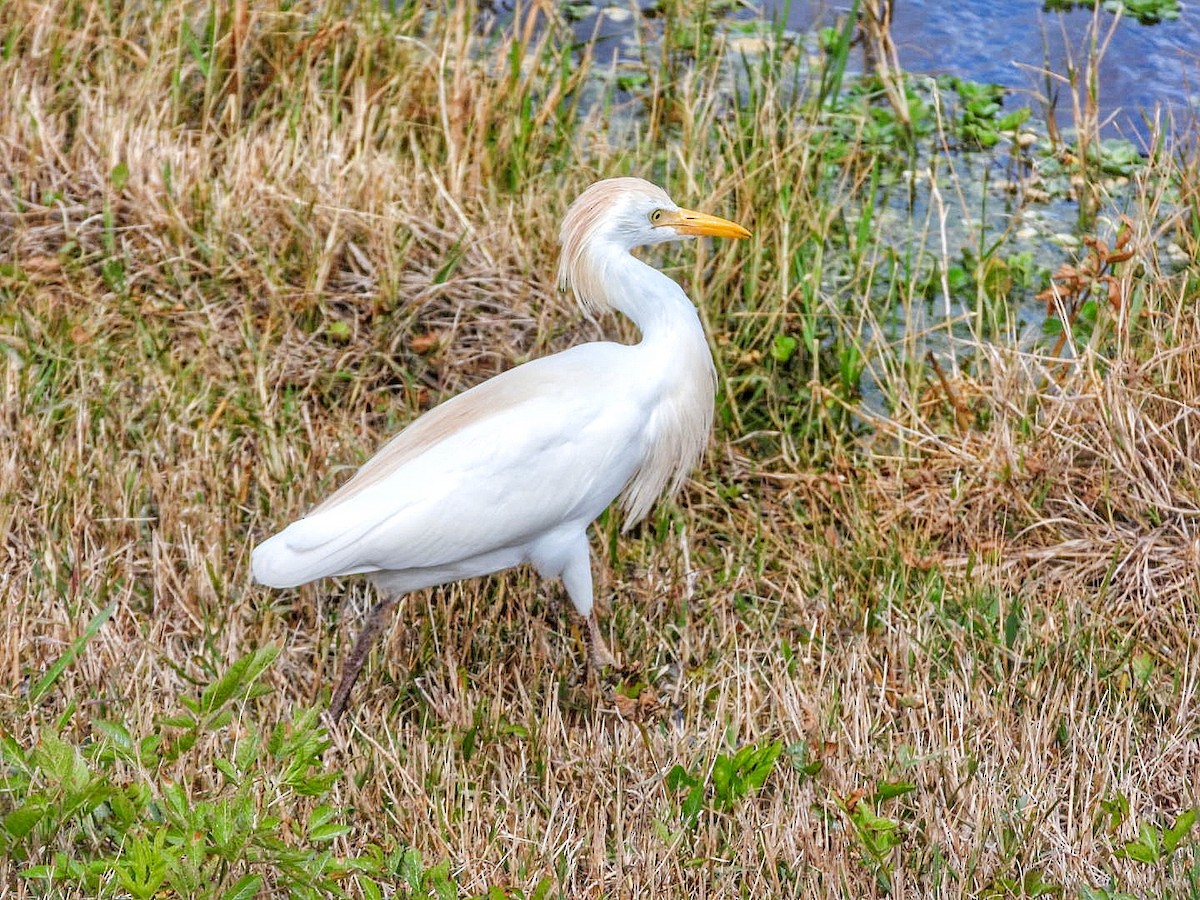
[251,344,647,586]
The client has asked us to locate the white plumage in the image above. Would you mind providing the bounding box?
[252,177,749,720]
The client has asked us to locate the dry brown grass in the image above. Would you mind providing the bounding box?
[2,1,1199,897]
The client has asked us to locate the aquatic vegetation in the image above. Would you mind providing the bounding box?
[1043,0,1182,25]
[939,76,1033,149]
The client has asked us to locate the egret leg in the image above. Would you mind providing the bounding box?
[555,535,618,672]
[587,611,617,669]
[327,594,400,722]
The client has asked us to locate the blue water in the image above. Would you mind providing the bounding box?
[765,0,1200,142]
[539,0,1200,143]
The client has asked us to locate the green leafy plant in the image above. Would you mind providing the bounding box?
[1078,802,1198,898]
[3,647,368,898]
[664,740,784,828]
[711,741,784,809]
[1087,139,1145,177]
[1078,886,1139,900]
[1115,808,1197,864]
[940,77,1032,149]
[981,868,1064,898]
[841,780,916,892]
[1043,0,1180,25]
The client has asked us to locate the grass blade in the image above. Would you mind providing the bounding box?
[27,602,117,707]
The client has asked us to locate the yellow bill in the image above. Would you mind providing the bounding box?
[660,207,751,240]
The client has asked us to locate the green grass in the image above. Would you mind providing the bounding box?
[2,0,1200,896]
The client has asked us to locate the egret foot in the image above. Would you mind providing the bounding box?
[327,594,401,723]
[586,611,618,669]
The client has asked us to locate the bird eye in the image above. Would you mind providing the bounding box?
[649,209,665,225]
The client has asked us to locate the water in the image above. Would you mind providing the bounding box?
[765,0,1200,142]
[548,0,1200,143]
[479,0,1192,380]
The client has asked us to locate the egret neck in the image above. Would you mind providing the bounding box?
[575,238,717,527]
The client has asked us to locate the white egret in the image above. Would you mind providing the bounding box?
[252,177,750,721]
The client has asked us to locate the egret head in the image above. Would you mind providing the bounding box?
[557,177,749,311]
